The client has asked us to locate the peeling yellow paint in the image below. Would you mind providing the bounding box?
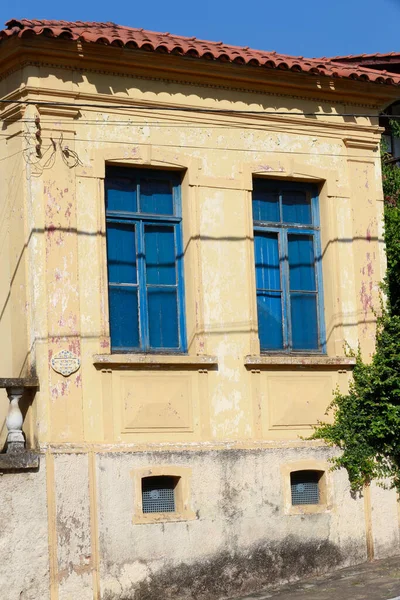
[0,41,396,600]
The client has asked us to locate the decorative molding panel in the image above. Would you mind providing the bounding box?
[119,373,194,433]
[266,373,334,429]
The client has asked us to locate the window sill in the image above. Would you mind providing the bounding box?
[93,353,218,369]
[244,355,356,368]
[285,503,331,516]
[133,510,197,525]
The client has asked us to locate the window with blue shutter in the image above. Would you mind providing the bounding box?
[252,179,325,352]
[105,167,186,353]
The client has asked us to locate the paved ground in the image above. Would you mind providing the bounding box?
[236,556,400,600]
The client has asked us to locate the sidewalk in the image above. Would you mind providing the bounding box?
[235,556,400,600]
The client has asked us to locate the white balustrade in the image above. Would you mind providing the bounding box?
[5,386,25,453]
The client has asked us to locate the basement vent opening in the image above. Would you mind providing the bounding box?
[142,475,179,513]
[290,470,323,505]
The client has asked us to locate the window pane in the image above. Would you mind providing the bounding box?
[282,191,312,224]
[252,188,279,223]
[254,232,280,291]
[106,177,137,213]
[288,234,316,291]
[145,226,176,285]
[148,288,179,348]
[107,224,137,284]
[290,293,318,350]
[140,178,174,215]
[257,291,283,350]
[109,287,139,349]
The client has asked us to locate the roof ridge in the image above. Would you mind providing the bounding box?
[326,51,400,61]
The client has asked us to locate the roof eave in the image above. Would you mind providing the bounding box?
[1,36,400,108]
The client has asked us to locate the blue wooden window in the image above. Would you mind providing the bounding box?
[105,167,186,352]
[252,179,325,352]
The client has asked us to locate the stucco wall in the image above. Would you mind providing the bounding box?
[96,446,369,600]
[0,465,49,600]
[0,56,399,599]
[15,67,385,447]
[0,447,399,600]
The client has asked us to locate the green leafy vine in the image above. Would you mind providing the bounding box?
[310,121,400,493]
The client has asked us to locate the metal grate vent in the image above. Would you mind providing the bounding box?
[142,476,177,513]
[291,470,321,505]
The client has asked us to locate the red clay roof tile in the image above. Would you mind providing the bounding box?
[2,18,400,86]
[328,52,400,62]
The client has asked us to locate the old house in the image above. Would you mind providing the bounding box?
[1,18,400,600]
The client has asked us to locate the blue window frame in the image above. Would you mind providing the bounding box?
[252,179,325,353]
[105,167,186,353]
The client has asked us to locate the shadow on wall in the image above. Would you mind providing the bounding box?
[0,390,8,449]
[116,537,346,600]
[0,220,380,376]
[34,63,362,124]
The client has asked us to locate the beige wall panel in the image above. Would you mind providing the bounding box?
[257,370,339,438]
[198,185,254,439]
[25,163,52,441]
[0,156,12,375]
[96,446,367,599]
[370,482,400,560]
[76,176,105,442]
[0,465,50,600]
[348,159,383,360]
[330,195,358,351]
[267,372,335,429]
[1,47,399,600]
[327,467,369,568]
[121,373,193,432]
[0,390,8,449]
[43,166,84,442]
[54,453,93,600]
[0,132,28,376]
[110,370,203,440]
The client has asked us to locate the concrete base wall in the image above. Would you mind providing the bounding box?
[97,446,368,600]
[0,465,50,600]
[1,445,399,600]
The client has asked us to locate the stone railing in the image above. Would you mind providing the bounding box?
[0,378,40,470]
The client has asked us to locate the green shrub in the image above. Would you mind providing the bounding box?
[311,121,400,492]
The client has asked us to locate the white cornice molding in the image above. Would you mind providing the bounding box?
[343,137,380,151]
[0,37,398,109]
[0,85,383,143]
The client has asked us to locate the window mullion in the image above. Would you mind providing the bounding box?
[281,229,291,351]
[175,222,186,352]
[313,230,326,352]
[136,180,140,213]
[137,220,149,351]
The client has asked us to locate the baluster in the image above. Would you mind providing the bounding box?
[5,387,25,453]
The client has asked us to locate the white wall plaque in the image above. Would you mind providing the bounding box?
[51,350,80,377]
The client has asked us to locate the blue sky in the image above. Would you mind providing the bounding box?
[1,0,400,59]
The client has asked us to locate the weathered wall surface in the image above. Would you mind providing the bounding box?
[0,55,399,600]
[2,66,385,447]
[0,465,50,600]
[96,446,367,600]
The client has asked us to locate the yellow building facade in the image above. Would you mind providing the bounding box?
[1,19,400,600]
